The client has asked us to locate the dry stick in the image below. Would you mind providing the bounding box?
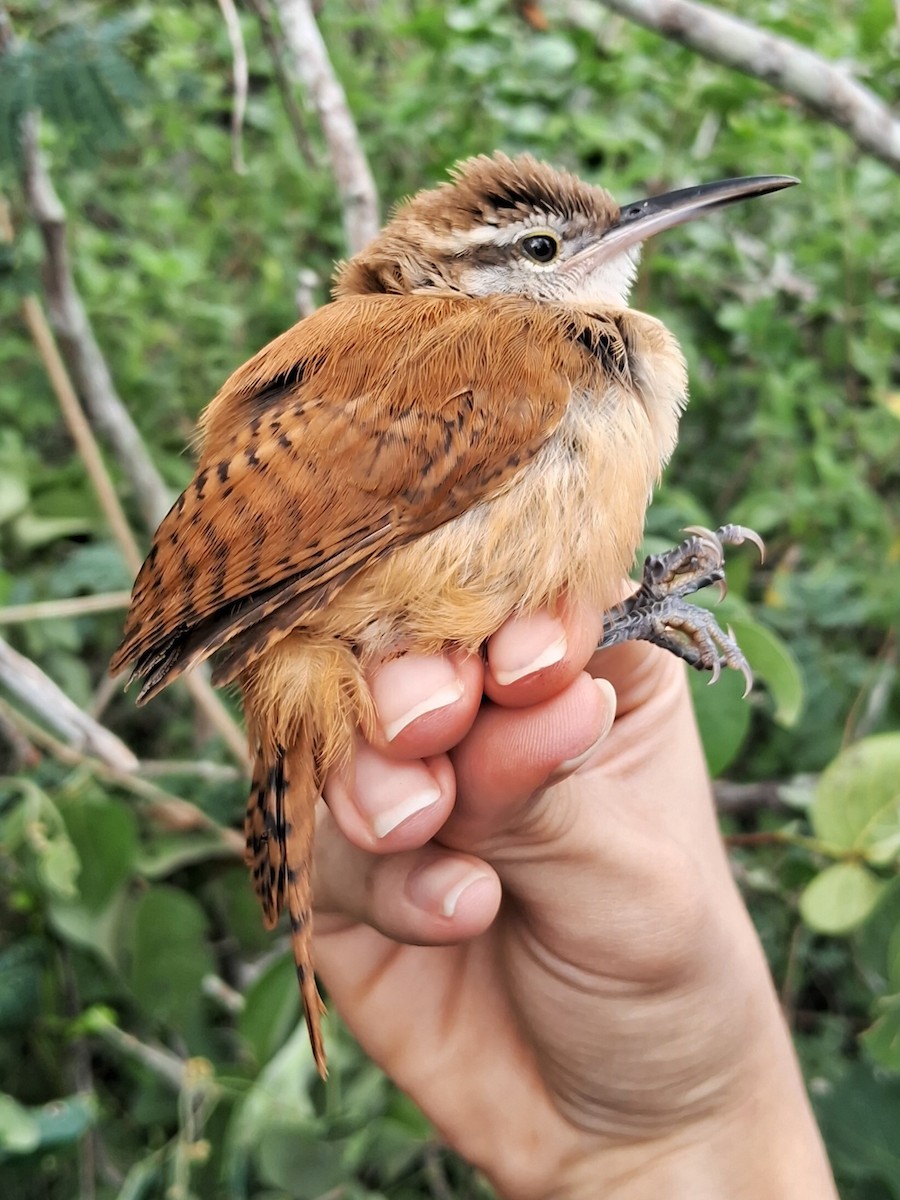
[0,637,138,771]
[19,294,249,768]
[713,778,792,815]
[94,1020,188,1091]
[558,0,900,174]
[18,114,172,531]
[246,0,318,168]
[0,592,133,624]
[0,696,244,854]
[272,0,380,252]
[216,0,249,175]
[0,164,247,768]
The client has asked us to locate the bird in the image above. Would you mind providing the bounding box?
[111,153,797,1076]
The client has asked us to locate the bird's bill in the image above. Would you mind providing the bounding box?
[565,175,799,268]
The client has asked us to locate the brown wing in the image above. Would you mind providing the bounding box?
[111,292,586,698]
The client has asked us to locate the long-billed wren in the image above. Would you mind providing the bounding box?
[112,153,796,1074]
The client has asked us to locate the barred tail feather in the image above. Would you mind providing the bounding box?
[245,736,328,1077]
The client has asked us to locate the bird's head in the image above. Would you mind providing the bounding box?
[334,152,796,307]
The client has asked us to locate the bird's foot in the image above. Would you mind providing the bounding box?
[598,524,765,694]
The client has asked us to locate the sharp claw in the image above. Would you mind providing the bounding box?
[684,524,722,553]
[714,578,728,602]
[719,523,766,564]
[743,527,766,565]
[740,663,754,698]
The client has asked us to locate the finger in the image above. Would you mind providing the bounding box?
[366,650,483,760]
[442,671,616,851]
[324,742,456,853]
[314,811,501,944]
[589,639,685,717]
[484,599,606,709]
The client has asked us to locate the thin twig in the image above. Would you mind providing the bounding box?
[555,0,900,174]
[216,0,249,175]
[0,638,138,771]
[0,142,249,768]
[423,1144,454,1200]
[0,697,244,855]
[247,0,318,168]
[0,702,40,769]
[271,0,380,252]
[17,111,172,530]
[94,1020,188,1091]
[139,759,242,782]
[22,294,144,573]
[713,778,791,814]
[295,266,321,318]
[18,288,250,768]
[59,946,98,1200]
[0,592,132,624]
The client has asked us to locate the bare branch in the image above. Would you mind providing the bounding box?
[18,288,250,768]
[271,0,380,252]
[556,0,900,174]
[0,638,138,771]
[139,759,242,783]
[216,0,249,175]
[246,0,318,168]
[16,284,248,767]
[21,294,145,573]
[0,592,132,625]
[93,1018,188,1090]
[714,778,792,815]
[295,266,321,318]
[19,114,173,530]
[0,696,244,854]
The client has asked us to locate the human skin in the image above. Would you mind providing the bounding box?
[312,604,838,1199]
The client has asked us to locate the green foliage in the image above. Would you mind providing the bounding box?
[0,12,146,167]
[0,0,898,1195]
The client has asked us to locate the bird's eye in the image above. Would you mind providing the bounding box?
[519,232,560,264]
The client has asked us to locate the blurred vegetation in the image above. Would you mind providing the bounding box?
[0,0,898,1196]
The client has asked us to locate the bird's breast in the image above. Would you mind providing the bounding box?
[315,310,688,661]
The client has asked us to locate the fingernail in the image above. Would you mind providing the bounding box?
[372,786,443,838]
[370,654,464,742]
[552,678,617,778]
[490,613,568,686]
[348,744,443,838]
[406,860,493,918]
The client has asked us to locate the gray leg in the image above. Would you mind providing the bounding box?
[598,525,765,694]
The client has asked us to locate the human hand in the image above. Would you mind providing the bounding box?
[313,606,836,1199]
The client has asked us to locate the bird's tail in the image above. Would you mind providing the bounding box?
[245,734,327,1077]
[242,634,375,1079]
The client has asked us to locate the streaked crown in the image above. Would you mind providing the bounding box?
[334,153,625,304]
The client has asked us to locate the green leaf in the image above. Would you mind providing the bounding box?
[128,886,215,1032]
[722,615,804,728]
[48,895,127,969]
[811,733,900,856]
[0,941,43,1030]
[690,593,804,727]
[861,993,900,1072]
[225,1025,319,1189]
[40,835,81,902]
[238,954,299,1069]
[0,473,28,525]
[136,831,236,879]
[257,1127,349,1197]
[0,1094,40,1155]
[30,1092,97,1148]
[800,862,887,935]
[814,1063,900,1197]
[689,666,751,776]
[60,795,138,911]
